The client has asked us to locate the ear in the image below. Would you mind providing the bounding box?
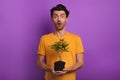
[51,17,53,22]
[66,17,68,21]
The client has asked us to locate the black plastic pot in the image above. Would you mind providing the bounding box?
[54,61,65,71]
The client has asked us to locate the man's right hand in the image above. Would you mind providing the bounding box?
[51,68,67,76]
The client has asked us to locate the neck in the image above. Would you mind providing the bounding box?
[54,28,67,37]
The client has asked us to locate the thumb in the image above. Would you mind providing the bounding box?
[63,68,69,71]
[63,68,71,72]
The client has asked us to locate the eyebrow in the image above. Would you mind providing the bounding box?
[53,14,65,16]
[60,14,65,16]
[53,14,58,16]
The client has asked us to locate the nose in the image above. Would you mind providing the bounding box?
[57,17,61,22]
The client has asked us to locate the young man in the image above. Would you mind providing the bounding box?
[37,4,84,80]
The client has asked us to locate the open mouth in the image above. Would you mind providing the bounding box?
[57,23,62,25]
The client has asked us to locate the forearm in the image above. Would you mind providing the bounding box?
[37,60,52,72]
[64,53,84,73]
[69,61,84,72]
[68,53,84,72]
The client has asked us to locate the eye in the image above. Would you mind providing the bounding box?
[60,15,65,18]
[61,16,64,18]
[53,15,58,18]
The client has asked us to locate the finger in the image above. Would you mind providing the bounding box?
[63,69,67,71]
[63,68,69,71]
[56,71,63,73]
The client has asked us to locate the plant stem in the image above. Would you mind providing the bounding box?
[59,55,62,61]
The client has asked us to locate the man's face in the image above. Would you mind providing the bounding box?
[52,10,68,31]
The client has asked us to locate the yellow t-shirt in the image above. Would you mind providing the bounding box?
[38,32,84,80]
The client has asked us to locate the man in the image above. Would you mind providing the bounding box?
[37,4,84,80]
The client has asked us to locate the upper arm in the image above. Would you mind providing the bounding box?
[76,53,84,64]
[37,36,46,55]
[75,36,84,54]
[37,54,45,62]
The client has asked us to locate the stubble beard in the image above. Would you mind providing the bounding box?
[55,25,64,31]
[55,24,65,31]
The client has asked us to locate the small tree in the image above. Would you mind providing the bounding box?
[49,39,69,61]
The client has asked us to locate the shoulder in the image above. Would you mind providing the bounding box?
[39,33,53,42]
[40,33,53,39]
[68,32,81,39]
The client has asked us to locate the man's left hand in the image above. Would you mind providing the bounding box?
[55,70,67,76]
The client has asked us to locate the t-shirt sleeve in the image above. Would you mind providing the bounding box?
[37,36,46,55]
[75,36,84,54]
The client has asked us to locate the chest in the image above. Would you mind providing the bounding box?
[44,38,76,53]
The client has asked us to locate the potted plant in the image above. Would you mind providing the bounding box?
[49,39,69,71]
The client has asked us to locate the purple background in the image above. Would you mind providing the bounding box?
[0,0,120,80]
